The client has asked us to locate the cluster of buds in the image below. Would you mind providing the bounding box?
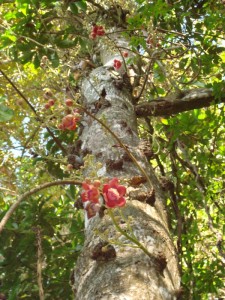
[42,89,80,131]
[43,88,55,109]
[58,109,80,131]
[81,178,127,219]
[44,98,55,110]
[90,25,105,39]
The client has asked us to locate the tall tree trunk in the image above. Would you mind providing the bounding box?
[72,62,181,299]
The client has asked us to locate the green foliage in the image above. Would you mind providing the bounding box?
[152,107,225,298]
[0,0,225,299]
[0,187,84,299]
[0,96,14,121]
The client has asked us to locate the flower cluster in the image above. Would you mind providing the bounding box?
[81,178,126,219]
[58,109,80,131]
[90,25,105,39]
[113,59,122,70]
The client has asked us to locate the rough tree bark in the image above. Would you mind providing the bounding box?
[135,88,224,117]
[71,61,181,298]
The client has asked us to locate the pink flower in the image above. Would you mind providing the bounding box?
[123,52,128,58]
[61,114,78,130]
[81,180,100,203]
[113,59,122,70]
[103,178,126,208]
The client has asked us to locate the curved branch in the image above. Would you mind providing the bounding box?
[135,88,224,117]
[0,180,82,234]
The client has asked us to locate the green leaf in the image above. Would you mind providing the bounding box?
[75,1,87,12]
[160,118,169,125]
[55,37,78,49]
[33,53,40,68]
[70,3,78,14]
[197,112,206,120]
[69,184,76,198]
[5,34,17,42]
[46,139,55,151]
[49,51,59,68]
[0,104,14,122]
[19,3,29,16]
[20,51,35,64]
[0,95,7,103]
[0,37,14,49]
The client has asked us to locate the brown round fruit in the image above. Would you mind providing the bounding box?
[44,103,51,109]
[48,99,55,106]
[65,99,73,107]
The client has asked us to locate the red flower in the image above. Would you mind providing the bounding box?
[103,178,126,208]
[123,52,129,58]
[92,25,98,34]
[113,59,122,70]
[61,113,79,130]
[81,180,100,203]
[90,25,105,39]
[96,25,105,36]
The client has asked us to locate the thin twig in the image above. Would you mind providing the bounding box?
[20,35,55,51]
[86,0,105,10]
[134,51,156,102]
[0,68,37,115]
[0,68,66,153]
[0,180,82,234]
[0,187,17,196]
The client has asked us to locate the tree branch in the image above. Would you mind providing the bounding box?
[0,68,67,153]
[135,88,224,117]
[0,180,82,234]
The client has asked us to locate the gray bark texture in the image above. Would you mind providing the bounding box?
[72,65,181,299]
